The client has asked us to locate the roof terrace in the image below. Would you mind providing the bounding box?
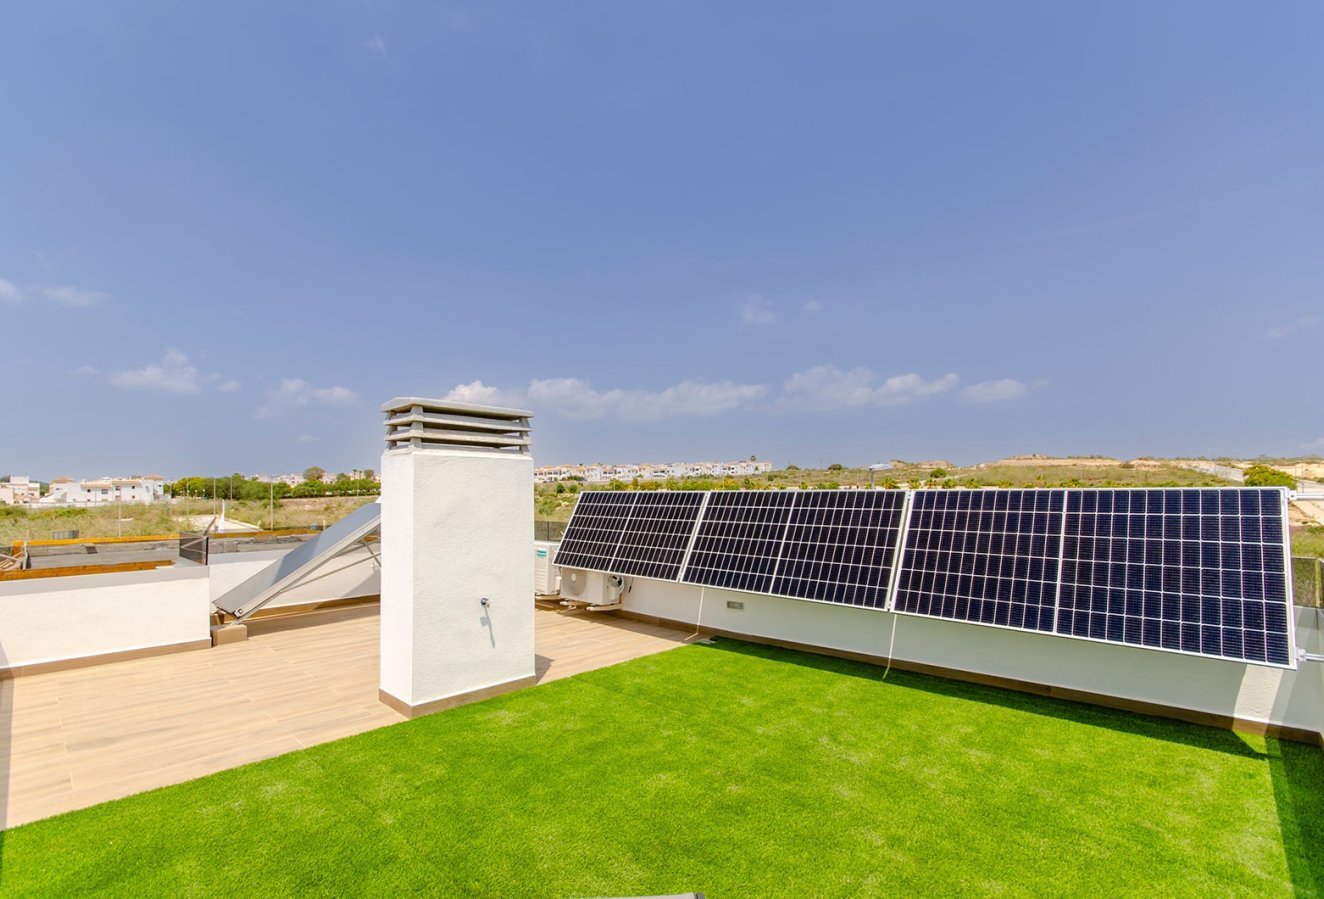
[1,611,1320,896]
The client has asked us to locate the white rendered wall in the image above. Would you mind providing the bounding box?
[621,578,1324,735]
[208,545,380,612]
[0,566,210,671]
[380,447,535,708]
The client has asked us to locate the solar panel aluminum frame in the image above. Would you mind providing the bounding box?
[887,488,1067,634]
[880,489,915,612]
[1049,487,1297,670]
[674,490,712,580]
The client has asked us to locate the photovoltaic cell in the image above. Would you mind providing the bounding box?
[770,490,906,609]
[893,490,1065,633]
[611,491,706,580]
[552,492,636,572]
[1056,488,1292,665]
[681,491,796,593]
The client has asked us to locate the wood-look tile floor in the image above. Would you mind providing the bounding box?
[0,606,693,828]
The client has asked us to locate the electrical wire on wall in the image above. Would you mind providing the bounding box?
[884,610,898,679]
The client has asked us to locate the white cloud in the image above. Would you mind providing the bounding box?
[110,349,204,394]
[366,34,387,55]
[0,278,22,304]
[737,295,778,326]
[445,380,525,407]
[778,366,958,411]
[445,377,768,421]
[73,365,100,376]
[804,300,823,313]
[961,378,1042,403]
[39,284,111,306]
[1265,314,1322,339]
[256,378,361,418]
[218,380,242,393]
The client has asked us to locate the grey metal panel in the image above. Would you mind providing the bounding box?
[380,396,533,419]
[384,427,531,448]
[383,412,532,433]
[212,502,382,619]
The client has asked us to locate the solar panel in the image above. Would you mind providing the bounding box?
[611,491,706,580]
[681,490,797,592]
[893,490,1066,633]
[552,492,636,572]
[770,490,907,609]
[552,491,705,580]
[1056,488,1293,665]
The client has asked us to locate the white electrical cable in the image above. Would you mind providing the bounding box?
[883,609,899,679]
[692,586,707,640]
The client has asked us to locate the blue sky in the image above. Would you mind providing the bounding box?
[2,2,1321,479]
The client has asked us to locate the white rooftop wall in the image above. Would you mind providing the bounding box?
[620,578,1324,736]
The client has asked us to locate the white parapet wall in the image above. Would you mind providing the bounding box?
[208,544,380,613]
[0,565,211,675]
[620,578,1324,738]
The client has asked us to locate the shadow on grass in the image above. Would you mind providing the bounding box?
[698,637,1271,759]
[1268,736,1324,894]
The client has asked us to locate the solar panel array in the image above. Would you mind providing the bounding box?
[553,486,1296,667]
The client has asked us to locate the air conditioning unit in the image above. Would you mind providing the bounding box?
[534,541,560,596]
[558,569,625,608]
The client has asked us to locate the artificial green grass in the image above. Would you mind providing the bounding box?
[3,640,1322,897]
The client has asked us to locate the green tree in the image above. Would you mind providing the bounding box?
[827,463,845,471]
[303,466,326,483]
[1243,465,1296,488]
[930,468,949,479]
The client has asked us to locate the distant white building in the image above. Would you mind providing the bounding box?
[38,475,166,506]
[534,459,773,484]
[0,475,40,506]
[253,473,303,487]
